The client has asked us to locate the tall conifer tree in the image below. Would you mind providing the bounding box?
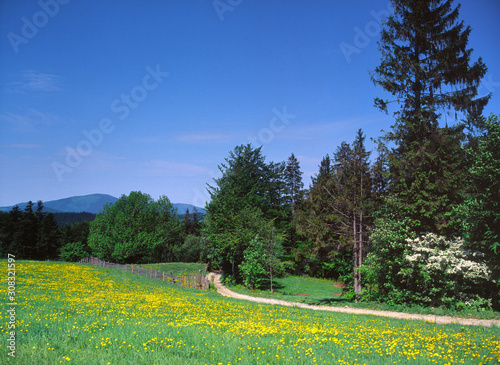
[204,145,286,279]
[295,130,373,292]
[284,153,304,215]
[371,0,489,235]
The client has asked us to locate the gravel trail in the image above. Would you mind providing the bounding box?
[206,272,500,328]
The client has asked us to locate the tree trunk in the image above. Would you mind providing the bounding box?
[353,212,359,302]
[358,211,363,294]
[358,167,364,295]
[270,266,274,294]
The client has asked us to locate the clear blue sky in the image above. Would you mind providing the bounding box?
[1,0,499,208]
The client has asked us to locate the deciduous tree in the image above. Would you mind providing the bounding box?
[88,191,181,263]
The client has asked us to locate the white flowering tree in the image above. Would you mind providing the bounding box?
[399,233,492,309]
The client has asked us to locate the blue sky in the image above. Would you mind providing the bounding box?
[1,0,499,208]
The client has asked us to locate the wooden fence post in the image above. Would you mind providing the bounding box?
[78,256,209,290]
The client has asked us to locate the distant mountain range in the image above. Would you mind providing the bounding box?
[0,194,206,215]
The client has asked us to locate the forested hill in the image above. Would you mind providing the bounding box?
[0,194,119,214]
[53,212,97,226]
[0,193,206,218]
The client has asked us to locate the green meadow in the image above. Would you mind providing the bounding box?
[1,261,499,364]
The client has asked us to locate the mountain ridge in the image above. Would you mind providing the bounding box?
[0,193,206,215]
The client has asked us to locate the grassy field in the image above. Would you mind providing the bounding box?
[228,276,344,304]
[226,275,500,320]
[142,262,207,277]
[1,261,499,364]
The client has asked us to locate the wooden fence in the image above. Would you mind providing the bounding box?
[79,256,209,290]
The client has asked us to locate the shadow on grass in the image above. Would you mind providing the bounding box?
[256,279,285,292]
[314,297,348,305]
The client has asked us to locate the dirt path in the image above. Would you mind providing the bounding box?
[206,272,500,328]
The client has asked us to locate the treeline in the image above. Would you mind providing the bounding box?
[0,201,59,260]
[202,142,374,290]
[203,111,498,311]
[53,212,96,227]
[203,0,500,311]
[0,201,91,261]
[0,195,204,264]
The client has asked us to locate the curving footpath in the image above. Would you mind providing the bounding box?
[206,272,500,328]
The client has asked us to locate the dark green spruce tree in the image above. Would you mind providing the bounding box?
[183,208,192,236]
[371,0,490,236]
[310,154,331,191]
[284,153,304,215]
[328,130,373,297]
[204,144,286,280]
[459,114,500,308]
[191,208,201,236]
[295,130,373,291]
[295,154,340,277]
[283,153,304,260]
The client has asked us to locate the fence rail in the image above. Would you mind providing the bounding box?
[79,256,209,290]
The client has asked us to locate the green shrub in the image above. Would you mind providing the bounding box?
[361,217,417,304]
[59,241,91,262]
[239,235,267,290]
[178,234,207,262]
[399,233,492,309]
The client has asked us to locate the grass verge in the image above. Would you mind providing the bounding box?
[141,262,207,276]
[225,275,500,320]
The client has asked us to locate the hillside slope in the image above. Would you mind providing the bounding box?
[0,193,206,216]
